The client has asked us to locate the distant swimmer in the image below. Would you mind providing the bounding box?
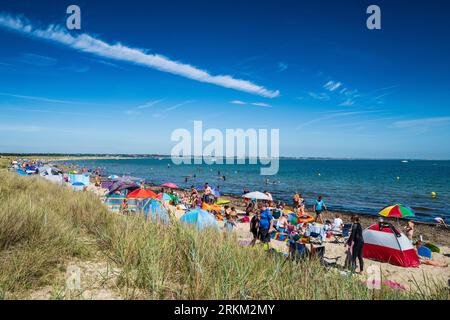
[167,164,171,168]
[218,170,221,176]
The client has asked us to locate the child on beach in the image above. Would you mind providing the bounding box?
[224,214,237,233]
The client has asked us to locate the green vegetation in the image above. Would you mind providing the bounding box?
[0,171,447,299]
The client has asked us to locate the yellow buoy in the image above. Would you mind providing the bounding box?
[431,192,437,198]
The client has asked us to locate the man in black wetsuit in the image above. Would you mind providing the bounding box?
[347,215,364,273]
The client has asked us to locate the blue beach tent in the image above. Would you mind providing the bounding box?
[143,198,170,224]
[180,208,219,230]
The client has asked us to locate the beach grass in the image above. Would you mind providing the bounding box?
[0,171,447,300]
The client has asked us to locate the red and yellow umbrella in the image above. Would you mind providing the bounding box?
[378,204,415,218]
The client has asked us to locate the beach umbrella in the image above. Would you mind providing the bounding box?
[127,188,157,199]
[161,182,178,188]
[158,193,179,201]
[378,204,415,218]
[101,181,114,189]
[242,191,270,201]
[108,180,139,194]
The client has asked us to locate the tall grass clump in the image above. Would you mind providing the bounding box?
[0,172,100,293]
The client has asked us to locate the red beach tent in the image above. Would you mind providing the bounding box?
[362,223,419,268]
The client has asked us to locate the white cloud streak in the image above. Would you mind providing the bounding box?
[137,99,164,109]
[393,117,450,128]
[165,100,196,111]
[0,13,280,98]
[230,100,247,105]
[251,102,271,107]
[324,81,342,91]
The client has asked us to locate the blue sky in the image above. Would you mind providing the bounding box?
[0,0,449,159]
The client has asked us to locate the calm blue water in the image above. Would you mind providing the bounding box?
[61,158,449,222]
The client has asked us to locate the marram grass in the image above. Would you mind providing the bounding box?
[0,171,447,300]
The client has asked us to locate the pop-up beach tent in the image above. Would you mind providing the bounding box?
[143,198,169,224]
[180,208,219,230]
[69,173,90,186]
[362,223,419,267]
[39,166,63,185]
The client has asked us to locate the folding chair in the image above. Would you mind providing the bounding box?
[333,223,352,243]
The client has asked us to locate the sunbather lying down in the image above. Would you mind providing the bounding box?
[419,258,448,268]
[414,241,448,267]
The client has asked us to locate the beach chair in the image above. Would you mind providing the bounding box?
[333,223,352,243]
[289,242,307,261]
[310,245,325,263]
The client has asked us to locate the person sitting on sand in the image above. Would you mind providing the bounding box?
[313,196,326,224]
[224,214,237,233]
[223,205,232,216]
[333,214,343,232]
[277,214,288,233]
[405,221,415,242]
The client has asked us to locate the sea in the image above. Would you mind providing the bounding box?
[61,158,449,223]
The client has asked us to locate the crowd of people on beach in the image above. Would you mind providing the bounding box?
[8,158,448,273]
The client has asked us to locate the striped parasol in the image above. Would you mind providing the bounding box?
[378,204,415,218]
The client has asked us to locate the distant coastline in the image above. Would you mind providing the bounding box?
[1,153,449,162]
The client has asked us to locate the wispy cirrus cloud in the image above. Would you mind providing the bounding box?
[165,100,196,111]
[393,116,450,128]
[0,92,76,104]
[16,52,57,67]
[229,100,271,107]
[251,102,271,107]
[137,99,164,109]
[0,13,280,98]
[230,100,247,105]
[0,124,47,133]
[324,81,342,92]
[277,62,288,72]
[308,91,330,101]
[339,99,354,107]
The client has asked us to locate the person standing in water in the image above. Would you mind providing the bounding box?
[313,196,327,224]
